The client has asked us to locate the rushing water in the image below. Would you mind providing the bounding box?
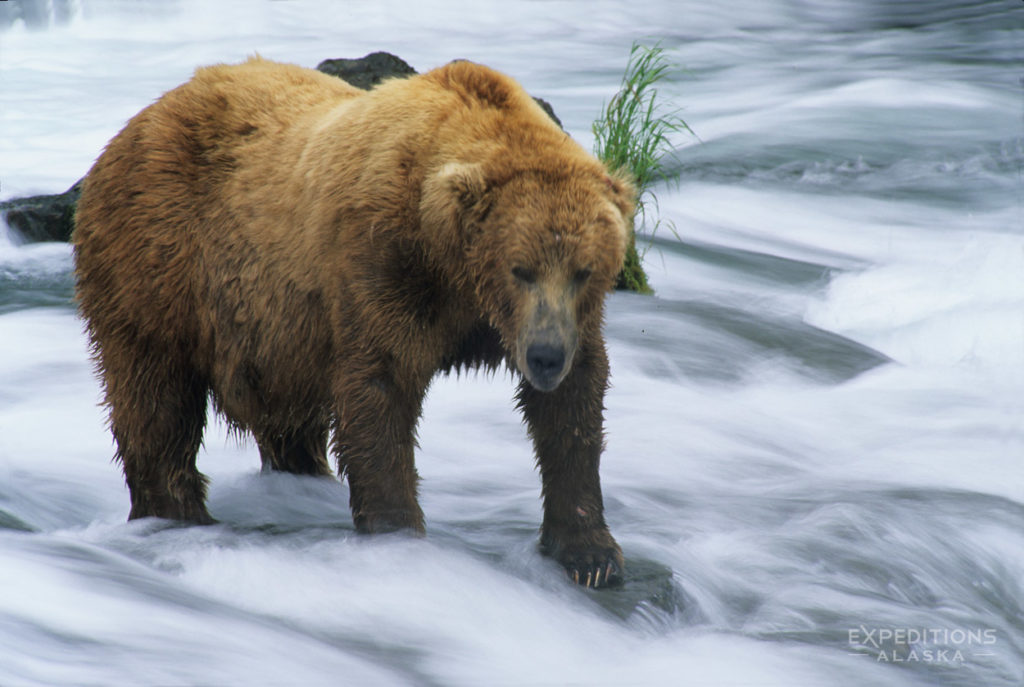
[1,1,1022,685]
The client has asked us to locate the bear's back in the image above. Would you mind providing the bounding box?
[167,57,362,163]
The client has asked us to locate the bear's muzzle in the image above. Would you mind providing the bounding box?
[525,342,567,391]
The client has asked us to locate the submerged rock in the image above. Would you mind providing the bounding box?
[586,556,705,629]
[0,180,81,243]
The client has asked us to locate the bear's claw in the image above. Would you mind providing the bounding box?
[542,525,624,589]
[567,558,622,589]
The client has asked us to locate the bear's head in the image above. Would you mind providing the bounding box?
[423,159,635,391]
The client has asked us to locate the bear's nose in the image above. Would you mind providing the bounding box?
[526,343,566,388]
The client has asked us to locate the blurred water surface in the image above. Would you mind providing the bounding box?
[1,1,1022,685]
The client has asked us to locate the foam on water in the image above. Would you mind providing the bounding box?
[807,233,1024,368]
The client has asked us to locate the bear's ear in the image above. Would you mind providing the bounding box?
[419,161,491,244]
[421,162,492,241]
[436,161,488,210]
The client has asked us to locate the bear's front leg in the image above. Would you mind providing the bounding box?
[517,339,624,588]
[334,366,426,535]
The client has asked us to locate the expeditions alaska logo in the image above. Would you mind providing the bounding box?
[848,626,998,664]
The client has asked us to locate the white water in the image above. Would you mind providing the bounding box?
[1,1,1022,685]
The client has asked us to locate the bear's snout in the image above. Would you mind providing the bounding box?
[526,342,566,391]
[514,278,579,392]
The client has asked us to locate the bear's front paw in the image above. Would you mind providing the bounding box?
[541,527,624,589]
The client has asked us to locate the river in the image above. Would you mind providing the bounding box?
[1,1,1022,685]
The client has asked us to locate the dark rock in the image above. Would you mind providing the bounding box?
[316,52,417,91]
[531,97,563,129]
[0,180,81,243]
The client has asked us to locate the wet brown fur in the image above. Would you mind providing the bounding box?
[74,57,633,585]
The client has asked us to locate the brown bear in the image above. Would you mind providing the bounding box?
[74,57,634,588]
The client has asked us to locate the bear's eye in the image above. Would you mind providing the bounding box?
[512,266,537,284]
[573,268,593,286]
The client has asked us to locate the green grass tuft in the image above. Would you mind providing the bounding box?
[593,42,695,294]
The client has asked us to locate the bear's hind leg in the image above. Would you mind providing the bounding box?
[256,423,332,476]
[102,339,213,523]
